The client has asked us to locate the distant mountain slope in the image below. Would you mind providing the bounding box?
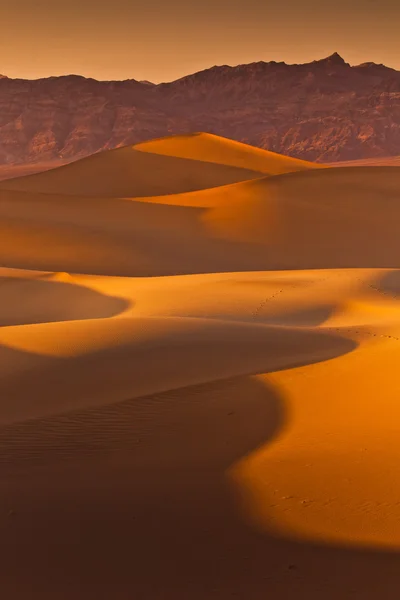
[0,53,400,166]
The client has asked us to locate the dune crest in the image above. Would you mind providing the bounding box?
[135,132,320,175]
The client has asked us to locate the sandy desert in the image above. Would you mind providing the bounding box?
[1,132,400,598]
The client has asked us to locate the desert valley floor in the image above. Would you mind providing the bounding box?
[1,133,400,598]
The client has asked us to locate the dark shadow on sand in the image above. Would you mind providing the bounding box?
[0,276,130,327]
[369,269,400,298]
[0,327,398,599]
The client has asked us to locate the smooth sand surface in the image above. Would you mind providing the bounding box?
[1,134,400,599]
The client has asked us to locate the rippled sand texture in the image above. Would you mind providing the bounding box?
[1,133,400,599]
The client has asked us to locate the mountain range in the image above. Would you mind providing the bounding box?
[1,52,400,166]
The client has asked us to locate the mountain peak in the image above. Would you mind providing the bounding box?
[315,52,348,66]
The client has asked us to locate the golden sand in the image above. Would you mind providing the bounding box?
[0,134,399,598]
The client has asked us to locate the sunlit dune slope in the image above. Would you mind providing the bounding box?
[135,132,321,175]
[0,143,262,197]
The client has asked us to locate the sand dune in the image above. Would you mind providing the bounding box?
[0,133,319,197]
[1,134,400,599]
[1,165,400,275]
[0,142,262,197]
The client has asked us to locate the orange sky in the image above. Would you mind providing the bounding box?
[1,0,399,81]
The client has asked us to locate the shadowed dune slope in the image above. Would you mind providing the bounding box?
[135,132,321,175]
[203,166,400,269]
[0,187,270,275]
[0,143,263,197]
[0,272,130,327]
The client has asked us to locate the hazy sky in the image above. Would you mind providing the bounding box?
[1,0,399,81]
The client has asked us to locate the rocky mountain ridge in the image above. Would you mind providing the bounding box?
[1,53,399,165]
